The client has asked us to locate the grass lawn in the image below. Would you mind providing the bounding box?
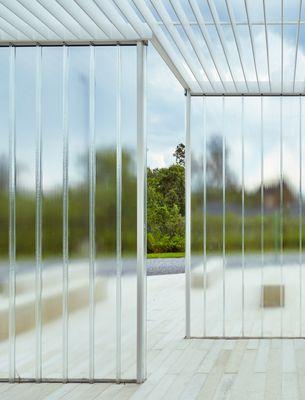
[147,252,185,259]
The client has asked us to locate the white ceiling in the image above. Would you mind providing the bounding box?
[1,0,305,95]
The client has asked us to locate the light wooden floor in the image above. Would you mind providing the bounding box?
[1,338,304,399]
[1,272,305,399]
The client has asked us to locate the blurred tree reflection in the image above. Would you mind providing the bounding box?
[0,143,303,258]
[0,148,137,258]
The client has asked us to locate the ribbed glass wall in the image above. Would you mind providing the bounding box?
[0,44,145,382]
[189,95,304,338]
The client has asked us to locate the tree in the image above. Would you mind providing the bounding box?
[147,163,185,253]
[173,143,185,166]
[206,135,236,188]
[0,156,9,191]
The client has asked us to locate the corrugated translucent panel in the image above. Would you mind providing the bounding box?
[301,97,305,338]
[94,46,117,379]
[41,46,64,379]
[67,46,91,379]
[205,97,224,336]
[189,95,304,338]
[190,96,204,337]
[120,45,138,380]
[0,43,142,382]
[14,46,36,378]
[0,47,10,378]
[262,97,281,336]
[243,97,263,337]
[224,97,242,336]
[282,96,301,336]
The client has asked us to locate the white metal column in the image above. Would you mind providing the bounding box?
[185,90,191,339]
[137,41,147,383]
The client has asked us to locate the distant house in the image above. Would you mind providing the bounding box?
[262,180,295,210]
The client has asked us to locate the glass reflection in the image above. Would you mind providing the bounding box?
[0,47,9,378]
[15,46,36,378]
[190,96,304,337]
[0,44,139,381]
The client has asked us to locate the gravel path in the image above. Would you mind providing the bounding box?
[0,253,302,281]
[147,258,185,275]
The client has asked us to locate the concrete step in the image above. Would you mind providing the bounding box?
[0,273,106,341]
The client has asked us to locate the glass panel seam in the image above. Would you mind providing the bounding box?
[116,44,122,382]
[222,97,226,336]
[8,45,16,383]
[62,45,69,382]
[203,96,207,337]
[300,96,303,336]
[35,45,43,382]
[89,44,96,382]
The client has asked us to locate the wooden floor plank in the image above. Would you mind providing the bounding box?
[282,373,299,400]
[196,350,231,400]
[46,384,80,400]
[213,373,235,400]
[297,373,305,400]
[179,373,207,400]
[254,340,270,373]
[246,373,266,400]
[225,340,247,374]
[145,374,176,400]
[197,340,223,373]
[228,349,256,400]
[264,348,282,400]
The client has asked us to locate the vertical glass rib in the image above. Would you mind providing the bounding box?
[241,96,245,337]
[299,96,303,336]
[280,96,283,336]
[136,42,147,382]
[9,45,16,382]
[261,96,264,337]
[62,45,69,382]
[281,0,284,93]
[116,45,122,381]
[222,97,226,336]
[89,45,96,382]
[203,96,207,337]
[35,45,43,382]
[185,91,191,339]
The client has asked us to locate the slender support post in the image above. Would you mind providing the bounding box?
[299,96,303,336]
[136,41,147,383]
[88,44,96,382]
[260,96,265,336]
[203,96,207,337]
[280,96,284,336]
[241,96,245,337]
[222,97,226,336]
[116,44,122,382]
[35,45,43,382]
[9,45,16,383]
[185,90,191,339]
[62,45,69,382]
